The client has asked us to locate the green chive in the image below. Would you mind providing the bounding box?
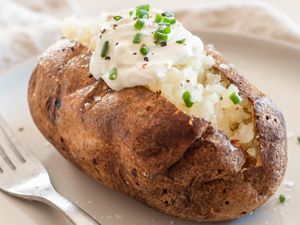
[140,45,149,56]
[182,91,193,108]
[229,92,243,105]
[113,16,122,21]
[176,39,186,44]
[158,25,171,34]
[170,18,176,25]
[162,11,175,17]
[157,22,171,27]
[162,17,176,25]
[279,194,286,203]
[129,10,133,16]
[134,19,145,30]
[101,41,109,58]
[155,13,163,23]
[154,31,168,41]
[136,9,149,19]
[297,136,300,144]
[109,67,118,80]
[132,33,143,44]
[136,4,150,11]
[162,17,171,24]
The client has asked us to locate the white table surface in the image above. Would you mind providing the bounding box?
[76,0,300,25]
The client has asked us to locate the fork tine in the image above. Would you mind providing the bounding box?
[0,144,13,173]
[0,116,27,165]
[0,134,20,170]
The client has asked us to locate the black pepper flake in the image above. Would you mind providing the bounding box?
[113,24,118,29]
[105,56,111,60]
[131,168,137,177]
[99,34,103,39]
[186,79,190,83]
[133,52,137,55]
[144,57,149,62]
[70,47,75,51]
[18,127,24,132]
[55,99,61,109]
[160,41,167,47]
[156,90,162,95]
[101,29,106,34]
[115,42,119,46]
[154,40,168,47]
[92,158,98,165]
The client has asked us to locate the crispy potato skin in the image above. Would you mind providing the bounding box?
[28,39,287,221]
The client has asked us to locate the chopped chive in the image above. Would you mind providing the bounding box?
[134,19,145,30]
[176,38,186,44]
[136,4,150,11]
[229,92,243,105]
[162,17,171,24]
[155,13,163,23]
[136,9,149,19]
[132,33,143,44]
[113,16,122,21]
[109,67,118,80]
[279,194,285,203]
[101,41,109,58]
[162,17,176,25]
[182,91,194,108]
[297,136,300,144]
[129,10,133,16]
[154,31,168,41]
[140,45,149,56]
[158,25,171,34]
[157,22,171,27]
[170,18,176,25]
[162,11,175,17]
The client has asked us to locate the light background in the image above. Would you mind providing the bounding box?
[75,0,300,24]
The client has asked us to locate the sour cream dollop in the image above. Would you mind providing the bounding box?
[89,8,204,91]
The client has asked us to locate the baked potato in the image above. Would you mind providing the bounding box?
[28,6,287,222]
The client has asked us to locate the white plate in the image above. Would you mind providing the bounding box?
[0,31,299,225]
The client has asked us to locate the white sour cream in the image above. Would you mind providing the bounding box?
[89,8,204,91]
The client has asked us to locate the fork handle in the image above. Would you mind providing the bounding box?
[38,188,101,225]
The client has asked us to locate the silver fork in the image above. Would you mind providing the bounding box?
[0,115,101,225]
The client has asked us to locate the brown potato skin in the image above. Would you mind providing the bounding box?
[28,39,287,221]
